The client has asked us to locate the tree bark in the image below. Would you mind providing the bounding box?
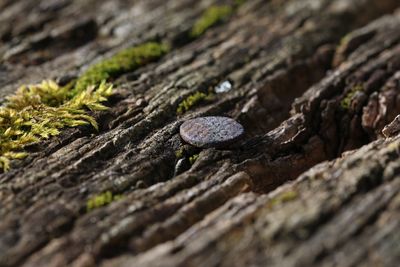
[1,0,400,266]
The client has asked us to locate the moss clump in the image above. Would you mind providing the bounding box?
[0,42,170,171]
[341,84,363,110]
[339,35,351,47]
[176,91,214,115]
[86,191,123,212]
[0,80,112,171]
[270,191,298,206]
[234,0,246,6]
[175,147,185,158]
[73,42,169,94]
[190,5,233,38]
[189,154,199,165]
[278,191,298,202]
[175,147,198,165]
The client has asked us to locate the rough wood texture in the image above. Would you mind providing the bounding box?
[1,0,400,266]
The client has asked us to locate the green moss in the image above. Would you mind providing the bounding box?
[270,191,298,206]
[0,42,171,172]
[0,80,112,171]
[341,84,363,110]
[176,91,214,115]
[279,191,298,202]
[190,5,233,38]
[189,154,199,165]
[175,147,185,158]
[73,42,169,94]
[0,42,171,171]
[86,191,123,212]
[234,0,246,6]
[339,35,350,48]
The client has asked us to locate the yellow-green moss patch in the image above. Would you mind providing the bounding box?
[86,191,123,212]
[175,147,185,158]
[341,84,363,110]
[176,91,214,115]
[189,154,199,165]
[0,41,171,171]
[270,191,298,206]
[190,5,233,38]
[234,0,246,6]
[0,80,112,171]
[73,42,169,94]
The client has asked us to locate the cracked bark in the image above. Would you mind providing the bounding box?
[1,0,400,266]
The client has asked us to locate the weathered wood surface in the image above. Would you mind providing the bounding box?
[1,0,400,266]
